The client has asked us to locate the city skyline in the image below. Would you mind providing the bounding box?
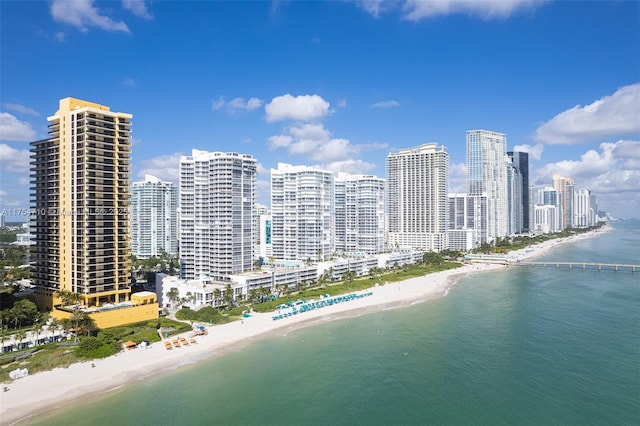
[1,1,639,219]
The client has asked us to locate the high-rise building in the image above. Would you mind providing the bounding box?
[386,143,449,252]
[506,160,523,235]
[535,186,562,232]
[553,174,575,229]
[253,203,270,261]
[574,188,596,227]
[31,98,137,313]
[565,180,576,229]
[130,174,177,259]
[255,213,273,262]
[179,149,256,281]
[447,193,485,251]
[466,130,509,243]
[507,151,530,232]
[270,163,334,261]
[334,173,385,255]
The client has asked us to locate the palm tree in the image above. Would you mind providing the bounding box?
[14,329,27,350]
[75,313,96,337]
[55,289,85,342]
[55,289,83,307]
[9,299,39,329]
[223,284,234,308]
[213,288,222,307]
[31,321,44,346]
[248,288,260,304]
[165,287,180,311]
[185,291,194,308]
[0,326,8,353]
[340,271,352,283]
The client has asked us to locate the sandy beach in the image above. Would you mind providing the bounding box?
[0,228,607,425]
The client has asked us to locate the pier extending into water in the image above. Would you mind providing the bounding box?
[515,261,638,273]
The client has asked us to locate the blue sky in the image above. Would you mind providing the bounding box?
[1,0,639,221]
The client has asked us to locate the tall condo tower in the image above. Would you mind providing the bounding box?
[334,173,386,255]
[466,130,509,244]
[386,143,449,252]
[507,151,530,232]
[270,163,334,261]
[574,188,596,227]
[130,174,178,259]
[506,160,523,235]
[31,97,132,310]
[179,150,256,281]
[552,174,575,229]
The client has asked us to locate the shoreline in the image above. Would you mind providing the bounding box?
[0,227,608,425]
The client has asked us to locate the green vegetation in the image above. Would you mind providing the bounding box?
[0,228,19,244]
[472,224,604,254]
[0,317,191,383]
[0,298,43,331]
[175,305,242,324]
[131,250,179,284]
[0,244,32,285]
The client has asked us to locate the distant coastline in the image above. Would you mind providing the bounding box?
[0,226,609,426]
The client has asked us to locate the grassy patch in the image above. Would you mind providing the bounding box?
[0,317,193,383]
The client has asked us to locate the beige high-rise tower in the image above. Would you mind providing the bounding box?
[31,97,133,311]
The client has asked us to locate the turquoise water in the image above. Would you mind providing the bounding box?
[29,222,640,425]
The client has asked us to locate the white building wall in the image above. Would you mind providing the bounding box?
[270,163,334,261]
[130,174,178,259]
[334,173,385,255]
[179,150,256,281]
[386,143,449,252]
[466,130,509,243]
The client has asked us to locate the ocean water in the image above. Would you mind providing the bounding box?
[29,221,640,425]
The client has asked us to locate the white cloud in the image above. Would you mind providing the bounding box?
[265,94,331,122]
[448,162,467,193]
[212,96,263,112]
[135,153,183,183]
[211,97,226,110]
[0,144,31,173]
[371,100,400,108]
[55,32,66,42]
[268,123,383,163]
[404,0,544,20]
[256,163,270,177]
[535,83,640,145]
[3,104,40,117]
[336,98,347,108]
[122,0,153,20]
[534,140,640,218]
[512,143,544,161]
[321,159,377,176]
[0,113,37,142]
[287,123,359,162]
[228,97,263,111]
[357,0,393,18]
[358,0,545,20]
[50,0,130,33]
[268,135,292,149]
